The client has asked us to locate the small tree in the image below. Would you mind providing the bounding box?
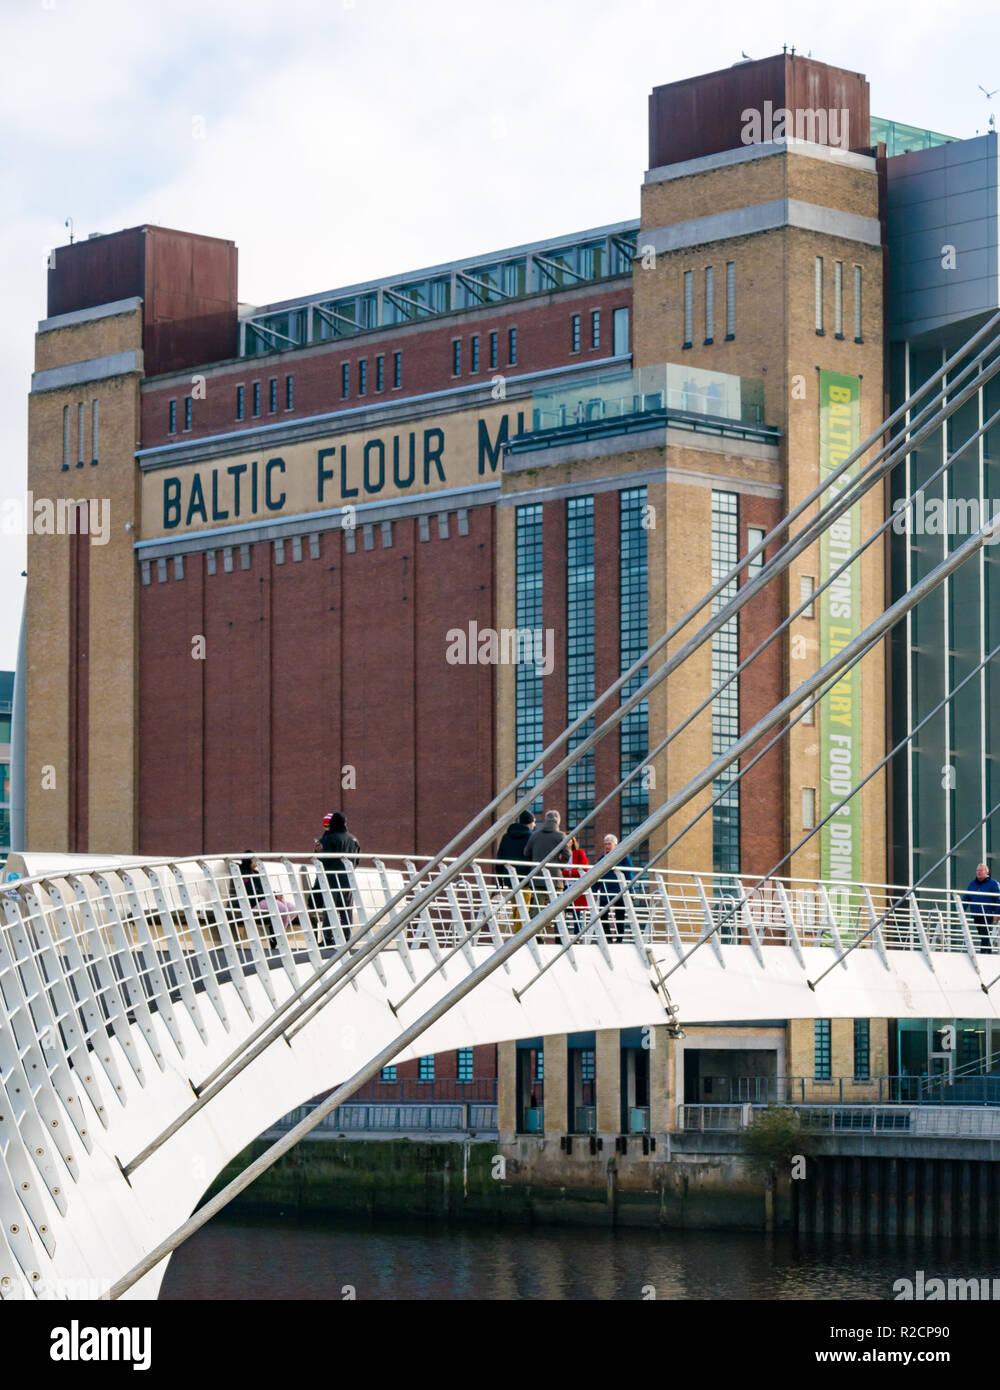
[741,1107,813,1228]
[741,1106,812,1178]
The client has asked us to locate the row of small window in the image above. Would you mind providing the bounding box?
[816,258,863,341]
[814,1018,870,1080]
[452,328,517,377]
[340,351,402,400]
[380,1049,475,1082]
[683,262,736,348]
[61,400,99,469]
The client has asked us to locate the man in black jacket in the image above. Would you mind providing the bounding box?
[317,812,361,946]
[497,811,535,875]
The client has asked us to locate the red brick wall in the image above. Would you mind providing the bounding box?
[138,515,495,858]
[140,284,633,447]
[738,495,786,876]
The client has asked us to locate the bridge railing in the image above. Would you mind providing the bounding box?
[679,1104,1000,1138]
[3,854,994,1001]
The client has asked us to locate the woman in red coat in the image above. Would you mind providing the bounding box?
[564,836,590,932]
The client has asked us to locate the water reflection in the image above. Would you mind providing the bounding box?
[160,1216,998,1301]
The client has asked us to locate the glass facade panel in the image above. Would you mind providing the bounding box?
[567,496,595,853]
[620,488,649,854]
[814,1019,831,1079]
[613,307,629,356]
[515,504,544,810]
[854,1019,870,1079]
[711,491,740,873]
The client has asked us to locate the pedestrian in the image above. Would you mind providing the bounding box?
[962,862,1000,953]
[597,833,634,942]
[564,835,591,933]
[238,856,277,952]
[317,811,361,946]
[523,810,569,929]
[496,810,535,878]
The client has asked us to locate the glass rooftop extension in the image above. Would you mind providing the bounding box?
[529,363,766,430]
[870,116,958,157]
[507,362,775,453]
[240,221,639,357]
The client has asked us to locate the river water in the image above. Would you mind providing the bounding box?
[159,1215,995,1301]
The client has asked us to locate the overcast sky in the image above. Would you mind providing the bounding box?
[1,0,999,670]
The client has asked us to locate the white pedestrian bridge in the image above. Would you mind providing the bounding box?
[0,849,997,1300]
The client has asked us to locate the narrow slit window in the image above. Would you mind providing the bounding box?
[802,787,816,830]
[236,384,245,420]
[704,266,714,342]
[62,405,70,468]
[853,266,863,341]
[78,401,85,463]
[452,339,461,376]
[683,271,693,346]
[834,261,843,337]
[168,399,177,435]
[341,363,350,399]
[726,261,735,338]
[268,377,277,413]
[815,257,824,333]
[571,314,581,352]
[376,355,384,391]
[489,331,498,369]
[393,351,401,388]
[285,374,294,409]
[800,574,815,618]
[91,400,98,462]
[591,309,600,348]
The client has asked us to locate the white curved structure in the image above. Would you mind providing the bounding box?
[0,851,997,1300]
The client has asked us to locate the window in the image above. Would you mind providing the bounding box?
[711,491,740,873]
[508,326,517,365]
[683,271,693,346]
[341,363,350,399]
[534,1049,544,1082]
[285,374,294,410]
[800,574,815,618]
[853,266,863,342]
[726,261,735,338]
[591,309,601,349]
[358,359,367,395]
[802,787,816,830]
[457,1048,474,1082]
[515,504,544,810]
[489,331,498,369]
[168,399,177,434]
[236,384,245,420]
[183,396,192,431]
[815,257,824,334]
[452,338,462,376]
[621,487,649,847]
[381,1065,397,1082]
[571,313,581,352]
[580,1049,595,1082]
[91,399,98,463]
[393,351,402,388]
[834,261,843,337]
[252,382,261,417]
[814,1019,831,1079]
[854,1019,871,1080]
[268,377,277,413]
[613,306,629,356]
[62,404,70,469]
[802,695,815,727]
[704,266,714,343]
[376,355,384,391]
[567,496,596,848]
[419,1055,435,1081]
[78,401,84,464]
[0,719,10,745]
[470,335,479,373]
[747,525,766,576]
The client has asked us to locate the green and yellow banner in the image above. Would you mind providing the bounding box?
[818,371,862,884]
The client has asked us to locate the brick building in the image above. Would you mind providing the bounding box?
[20,52,1000,1110]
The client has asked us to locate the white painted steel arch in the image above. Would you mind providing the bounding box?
[0,851,998,1301]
